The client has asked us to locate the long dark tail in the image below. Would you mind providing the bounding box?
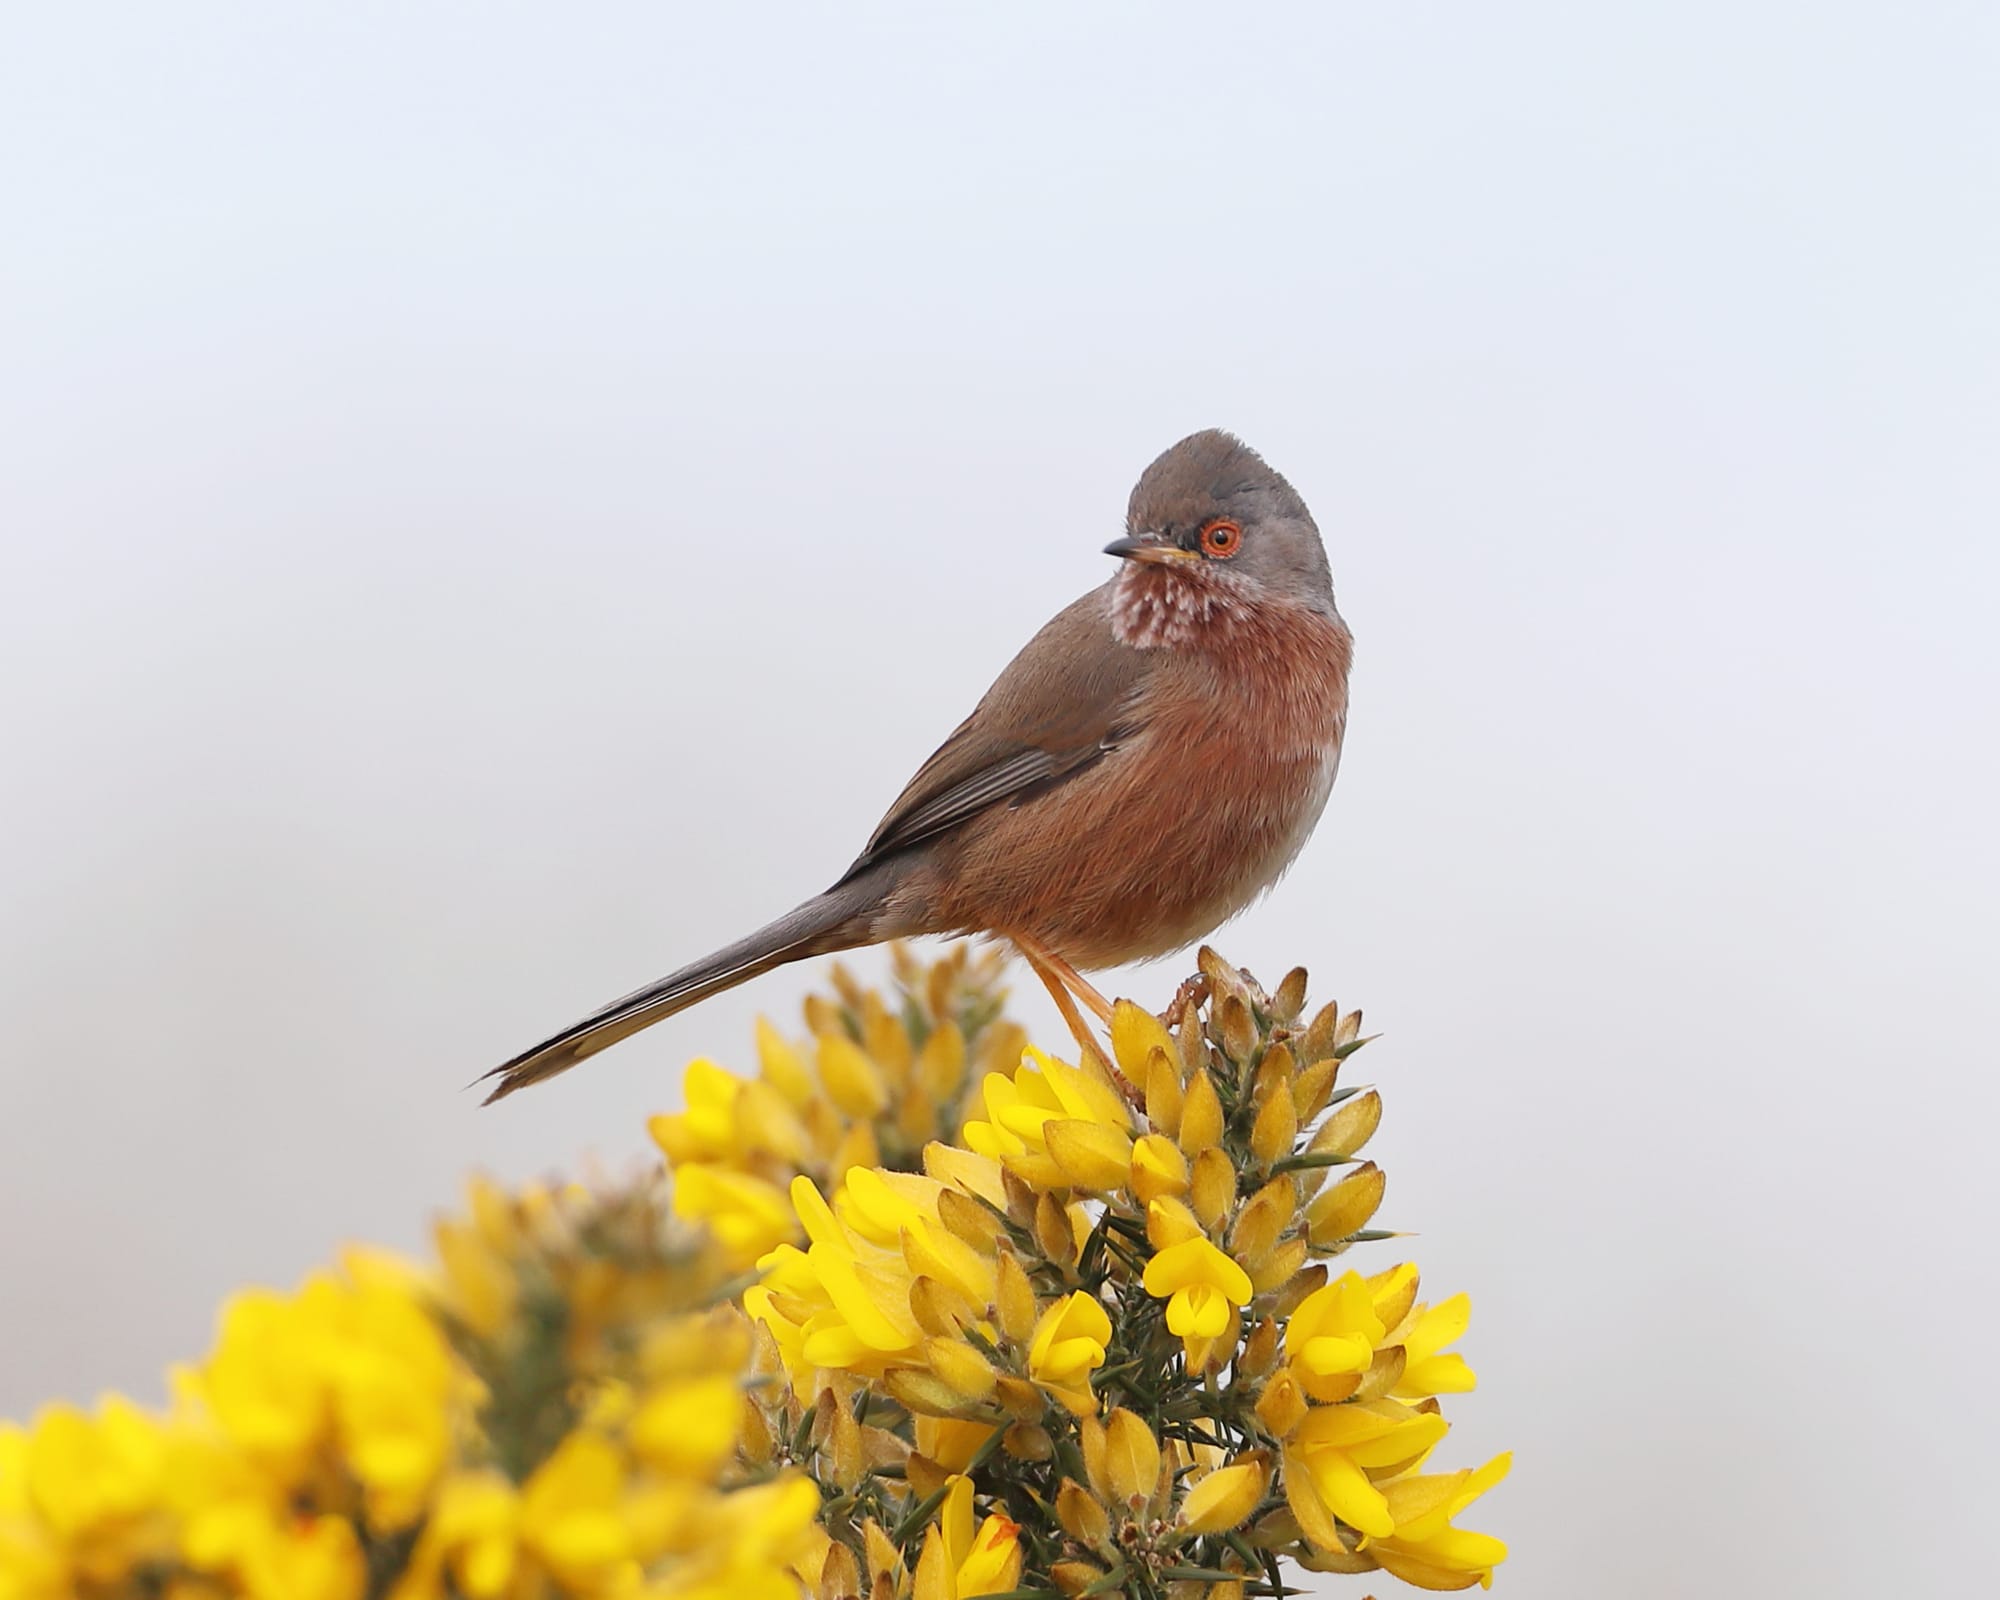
[478,880,883,1102]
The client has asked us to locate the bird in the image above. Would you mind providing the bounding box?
[481,428,1352,1102]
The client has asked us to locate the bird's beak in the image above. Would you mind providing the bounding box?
[1104,533,1197,566]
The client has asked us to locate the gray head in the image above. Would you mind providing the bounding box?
[1105,429,1334,610]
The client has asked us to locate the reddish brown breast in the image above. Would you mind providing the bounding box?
[923,578,1352,968]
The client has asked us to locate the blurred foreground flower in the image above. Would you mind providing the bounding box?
[0,946,1506,1597]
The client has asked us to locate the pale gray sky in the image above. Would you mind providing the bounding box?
[2,5,1996,1598]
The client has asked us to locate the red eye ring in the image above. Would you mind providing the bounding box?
[1199,518,1243,558]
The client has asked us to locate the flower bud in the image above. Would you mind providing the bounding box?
[1190,1147,1236,1232]
[1251,1042,1294,1109]
[995,1375,1047,1421]
[1275,1263,1328,1318]
[1368,1262,1421,1334]
[995,1249,1037,1344]
[1271,965,1309,1022]
[1179,1069,1224,1156]
[1131,1133,1190,1203]
[1046,1119,1134,1193]
[924,1337,998,1403]
[862,1520,903,1588]
[896,1082,938,1145]
[1309,1088,1382,1164]
[885,1367,967,1419]
[909,1274,978,1338]
[1355,1344,1408,1401]
[1080,1413,1110,1502]
[1103,1408,1162,1508]
[1305,1163,1385,1248]
[1112,1000,1179,1090]
[1229,1179,1291,1268]
[1004,1421,1054,1461]
[1290,1058,1340,1122]
[1173,997,1204,1067]
[1146,1195,1203,1252]
[1300,1002,1341,1064]
[936,1189,1003,1252]
[1001,1166,1039,1228]
[1237,1317,1280,1380]
[739,1396,775,1466]
[1249,1237,1309,1296]
[1178,1454,1269,1536]
[823,1391,865,1489]
[1145,1048,1185,1139]
[1249,1083,1298,1165]
[754,1015,816,1104]
[1035,1192,1078,1267]
[1254,1370,1309,1439]
[1217,993,1258,1064]
[828,961,864,1009]
[818,1033,889,1118]
[830,1123,880,1185]
[917,1020,967,1102]
[1056,1478,1111,1546]
[819,1540,861,1600]
[1053,1561,1111,1597]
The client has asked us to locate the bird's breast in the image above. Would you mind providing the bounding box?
[930,595,1352,968]
[1130,599,1352,935]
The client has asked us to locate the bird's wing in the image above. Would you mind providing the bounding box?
[836,590,1153,882]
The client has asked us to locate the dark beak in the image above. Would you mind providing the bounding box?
[1103,533,1196,566]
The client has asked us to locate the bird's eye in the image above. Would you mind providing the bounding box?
[1199,518,1243,558]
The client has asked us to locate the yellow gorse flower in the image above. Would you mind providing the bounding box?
[752,1173,928,1374]
[1285,1396,1453,1542]
[1143,1234,1254,1338]
[1026,1292,1112,1414]
[1369,1453,1512,1592]
[961,1044,1133,1191]
[1394,1291,1478,1399]
[914,1475,1022,1600]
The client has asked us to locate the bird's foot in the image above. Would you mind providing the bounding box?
[1161,971,1211,1028]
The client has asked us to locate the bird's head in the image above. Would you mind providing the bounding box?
[1106,431,1334,645]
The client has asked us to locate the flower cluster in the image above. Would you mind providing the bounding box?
[740,948,1509,1595]
[0,1181,817,1600]
[0,946,1508,1599]
[650,946,1026,1268]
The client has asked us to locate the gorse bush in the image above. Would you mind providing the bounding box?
[0,947,1507,1599]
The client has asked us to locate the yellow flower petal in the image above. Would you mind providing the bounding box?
[1142,1237,1253,1306]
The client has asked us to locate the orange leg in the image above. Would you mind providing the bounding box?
[1010,932,1113,1022]
[1010,934,1137,1105]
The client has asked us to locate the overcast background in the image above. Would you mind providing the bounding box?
[3,5,1996,1597]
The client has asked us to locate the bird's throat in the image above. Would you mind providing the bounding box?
[1108,564,1251,651]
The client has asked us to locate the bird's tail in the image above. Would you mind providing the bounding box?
[478,880,882,1103]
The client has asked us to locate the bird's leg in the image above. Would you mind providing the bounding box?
[1044,950,1115,1026]
[1011,934,1139,1106]
[1022,951,1102,1059]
